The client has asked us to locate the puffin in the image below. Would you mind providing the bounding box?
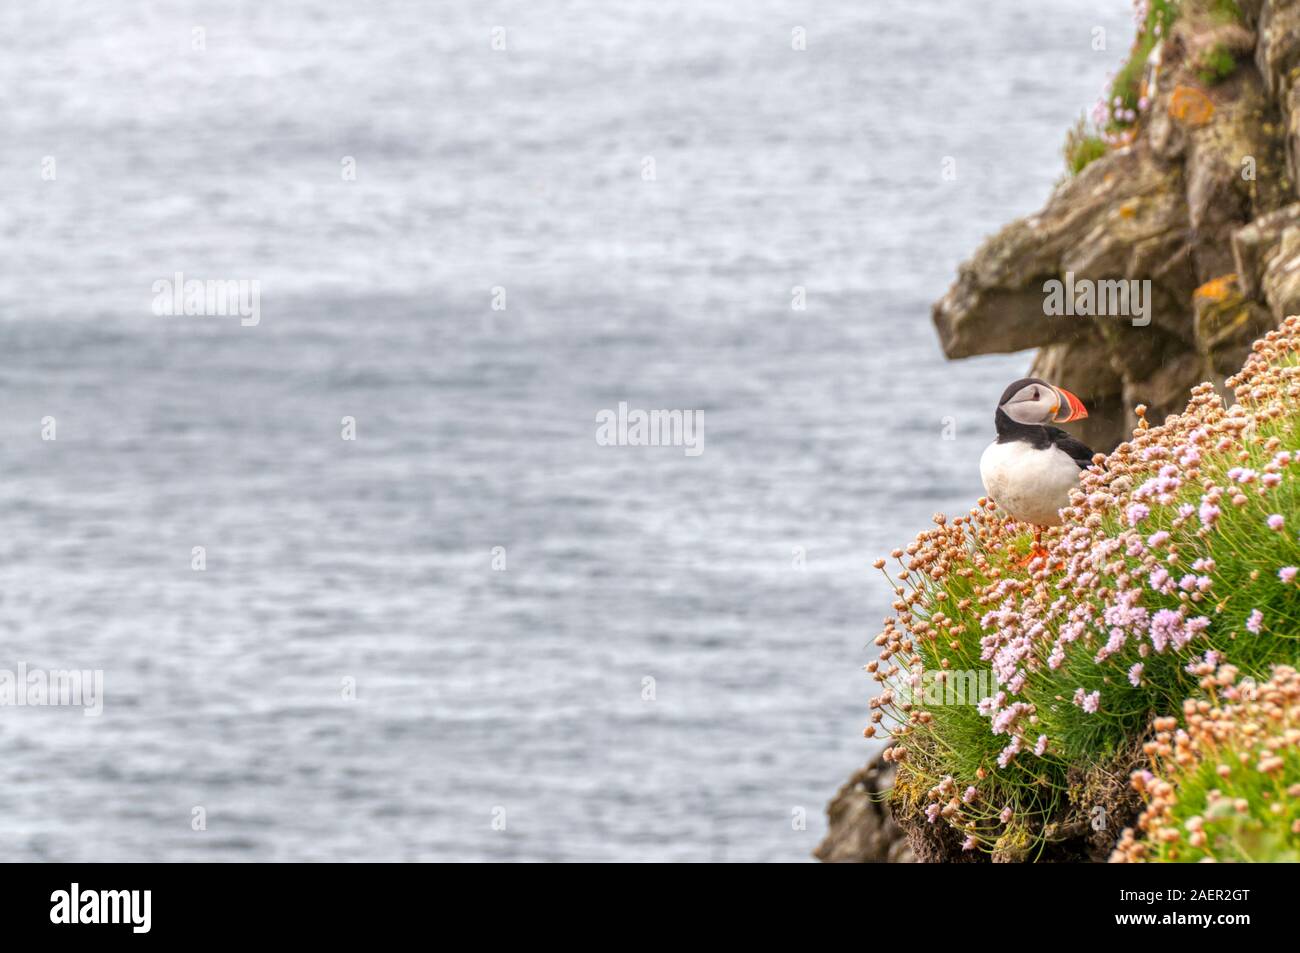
[979,377,1094,556]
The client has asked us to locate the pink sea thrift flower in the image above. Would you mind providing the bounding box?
[1149,567,1174,595]
[1149,608,1183,652]
[1246,609,1263,634]
[1281,567,1298,584]
[1095,629,1126,663]
[1102,591,1148,634]
[1128,662,1144,687]
[1047,643,1066,670]
[1268,514,1285,531]
[991,702,1034,736]
[1126,503,1149,526]
[1135,467,1182,505]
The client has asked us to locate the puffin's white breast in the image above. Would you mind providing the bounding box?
[979,440,1081,527]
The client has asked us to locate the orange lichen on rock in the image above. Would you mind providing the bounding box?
[1194,274,1239,302]
[1168,85,1215,126]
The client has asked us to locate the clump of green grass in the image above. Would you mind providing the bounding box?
[871,317,1300,858]
[1113,665,1300,862]
[1063,116,1108,176]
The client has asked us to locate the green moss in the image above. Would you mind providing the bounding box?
[1205,0,1244,24]
[1198,43,1238,85]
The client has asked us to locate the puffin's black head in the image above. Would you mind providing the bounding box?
[997,377,1088,426]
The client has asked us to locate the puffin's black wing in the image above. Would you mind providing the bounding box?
[1044,427,1096,470]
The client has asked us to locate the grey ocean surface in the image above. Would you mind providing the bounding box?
[0,2,1130,860]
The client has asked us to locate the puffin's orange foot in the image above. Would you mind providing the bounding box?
[1015,526,1051,568]
[1016,546,1050,568]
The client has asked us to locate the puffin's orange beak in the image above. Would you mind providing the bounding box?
[1053,386,1088,423]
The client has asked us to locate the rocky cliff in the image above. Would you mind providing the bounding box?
[813,748,913,863]
[932,0,1300,451]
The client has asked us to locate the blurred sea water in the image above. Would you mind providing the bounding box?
[0,1,1132,860]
